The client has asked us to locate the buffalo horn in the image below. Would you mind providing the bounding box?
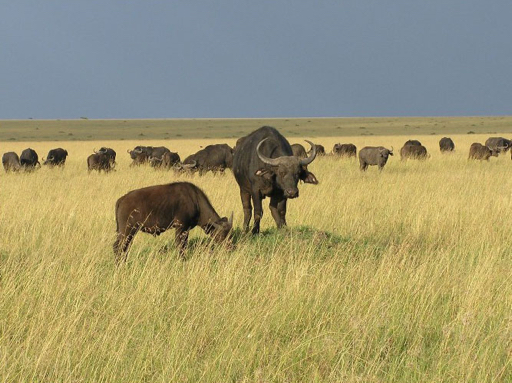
[93,148,98,153]
[126,149,131,154]
[299,140,317,166]
[182,160,197,169]
[256,138,284,166]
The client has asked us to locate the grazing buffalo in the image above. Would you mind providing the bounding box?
[485,137,512,155]
[333,143,357,158]
[87,152,112,172]
[308,144,326,156]
[291,143,307,158]
[233,126,318,234]
[175,144,234,175]
[359,146,394,171]
[20,148,40,171]
[404,139,422,146]
[43,148,68,167]
[95,147,116,168]
[128,146,149,166]
[400,144,428,160]
[2,152,20,172]
[439,137,455,152]
[113,182,232,262]
[150,151,181,169]
[468,143,498,161]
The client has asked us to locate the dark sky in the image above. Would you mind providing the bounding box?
[1,1,511,119]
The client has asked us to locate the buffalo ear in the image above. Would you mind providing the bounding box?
[301,170,319,185]
[255,168,274,178]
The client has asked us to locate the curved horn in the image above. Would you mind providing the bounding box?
[299,140,317,166]
[127,149,131,154]
[389,146,394,154]
[182,160,197,169]
[256,138,283,166]
[93,148,98,153]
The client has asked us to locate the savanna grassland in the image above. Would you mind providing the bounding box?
[1,118,511,382]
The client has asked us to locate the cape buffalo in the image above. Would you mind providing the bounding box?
[439,137,455,152]
[400,144,428,160]
[359,146,394,171]
[95,147,116,168]
[175,144,234,175]
[2,152,20,172]
[87,152,112,172]
[233,126,318,234]
[127,146,154,166]
[43,148,68,167]
[150,151,181,169]
[333,143,357,158]
[20,148,40,171]
[291,144,307,158]
[485,137,511,155]
[468,143,498,161]
[308,144,325,156]
[113,182,233,262]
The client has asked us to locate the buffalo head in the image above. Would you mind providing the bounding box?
[255,139,318,199]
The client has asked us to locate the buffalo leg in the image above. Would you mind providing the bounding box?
[240,190,252,233]
[269,197,287,228]
[175,229,189,259]
[359,162,368,171]
[251,192,263,234]
[113,226,139,264]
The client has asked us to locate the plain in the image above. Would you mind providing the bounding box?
[1,122,511,382]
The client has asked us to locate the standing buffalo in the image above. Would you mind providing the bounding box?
[439,137,455,152]
[233,126,318,234]
[359,146,394,171]
[43,148,68,167]
[485,137,512,155]
[95,147,116,168]
[291,144,307,158]
[333,143,357,158]
[308,144,326,156]
[150,150,181,169]
[113,182,232,262]
[175,144,234,175]
[400,144,428,160]
[468,143,498,161]
[87,152,112,173]
[127,146,154,166]
[2,152,21,172]
[20,148,40,171]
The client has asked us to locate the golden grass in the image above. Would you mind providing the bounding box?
[1,134,511,382]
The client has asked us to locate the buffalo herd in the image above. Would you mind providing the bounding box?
[3,129,512,261]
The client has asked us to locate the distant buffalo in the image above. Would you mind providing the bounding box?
[468,143,498,161]
[113,182,233,262]
[2,152,20,172]
[150,151,181,169]
[20,148,40,171]
[127,146,153,166]
[333,143,357,158]
[404,139,422,146]
[291,144,307,158]
[308,144,326,156]
[485,137,511,155]
[400,144,428,160]
[359,146,394,171]
[43,148,68,167]
[95,147,116,168]
[87,152,112,173]
[175,144,234,175]
[439,137,455,152]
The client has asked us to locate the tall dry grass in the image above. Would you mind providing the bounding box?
[0,135,511,382]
